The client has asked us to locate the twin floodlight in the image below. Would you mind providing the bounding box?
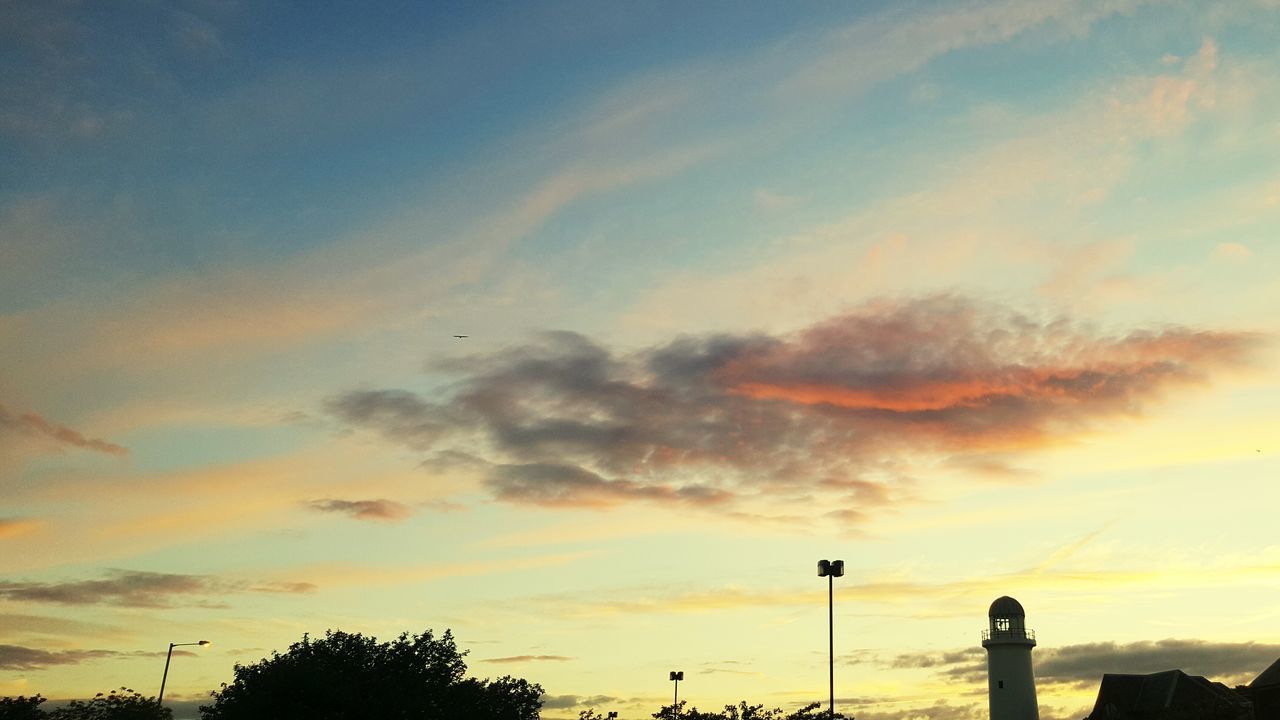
[817,559,845,578]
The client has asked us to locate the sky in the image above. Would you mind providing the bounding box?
[2,1,1279,718]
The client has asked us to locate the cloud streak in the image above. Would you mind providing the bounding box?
[0,644,193,671]
[304,498,412,522]
[893,639,1280,687]
[328,296,1258,519]
[0,403,127,456]
[0,518,40,540]
[482,654,574,664]
[0,570,315,608]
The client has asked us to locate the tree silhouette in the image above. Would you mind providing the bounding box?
[647,700,847,720]
[198,628,541,720]
[0,695,47,720]
[45,689,170,720]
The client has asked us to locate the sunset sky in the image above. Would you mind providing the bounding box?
[2,1,1279,718]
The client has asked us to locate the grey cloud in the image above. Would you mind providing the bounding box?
[541,694,620,710]
[327,296,1259,517]
[483,654,573,663]
[1036,639,1280,686]
[0,644,191,671]
[326,389,450,449]
[892,639,1280,687]
[849,701,984,720]
[0,570,315,608]
[487,462,732,509]
[0,613,121,637]
[305,498,413,522]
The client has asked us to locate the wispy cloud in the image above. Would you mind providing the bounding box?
[329,296,1258,520]
[510,545,1280,620]
[304,498,412,522]
[0,518,40,540]
[0,644,194,671]
[891,639,1280,687]
[283,550,598,590]
[482,654,573,664]
[541,694,620,710]
[0,570,315,608]
[0,403,127,456]
[846,700,984,720]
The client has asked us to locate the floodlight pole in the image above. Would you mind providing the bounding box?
[669,670,683,717]
[828,570,834,715]
[818,560,844,717]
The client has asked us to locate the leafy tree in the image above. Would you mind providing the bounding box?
[198,628,541,720]
[0,695,47,720]
[45,689,171,720]
[648,700,847,720]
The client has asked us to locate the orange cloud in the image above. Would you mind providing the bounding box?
[330,295,1260,521]
[0,518,41,540]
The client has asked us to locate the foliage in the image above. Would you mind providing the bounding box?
[43,689,170,720]
[0,695,47,720]
[198,628,541,720]
[647,700,848,720]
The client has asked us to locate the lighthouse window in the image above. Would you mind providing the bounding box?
[995,618,1010,631]
[998,681,1004,689]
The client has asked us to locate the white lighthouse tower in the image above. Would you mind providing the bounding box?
[982,596,1039,720]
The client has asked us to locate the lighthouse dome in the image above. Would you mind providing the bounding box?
[989,596,1025,617]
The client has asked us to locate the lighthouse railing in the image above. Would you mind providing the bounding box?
[982,628,1035,641]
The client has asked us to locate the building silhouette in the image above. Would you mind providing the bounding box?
[1085,655,1280,719]
[983,595,1039,720]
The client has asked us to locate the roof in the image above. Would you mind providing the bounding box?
[1253,656,1280,688]
[989,596,1025,617]
[1088,670,1252,719]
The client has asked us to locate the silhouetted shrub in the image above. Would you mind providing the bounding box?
[198,628,541,720]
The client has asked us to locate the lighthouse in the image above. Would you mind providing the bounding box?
[982,596,1039,720]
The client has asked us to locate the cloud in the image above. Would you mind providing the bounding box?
[0,613,121,638]
[541,694,620,710]
[1036,639,1280,685]
[0,570,315,608]
[487,462,731,509]
[506,543,1280,620]
[1213,242,1253,261]
[0,518,40,539]
[848,700,984,720]
[0,403,128,456]
[328,296,1258,520]
[482,655,574,664]
[0,645,117,671]
[0,644,193,671]
[304,498,412,522]
[891,639,1280,687]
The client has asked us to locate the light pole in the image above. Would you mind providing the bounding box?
[669,670,683,715]
[817,559,844,717]
[158,640,210,705]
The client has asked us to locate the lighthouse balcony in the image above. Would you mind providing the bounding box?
[982,628,1036,646]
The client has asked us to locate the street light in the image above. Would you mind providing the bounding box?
[158,640,210,705]
[817,559,844,717]
[669,671,683,715]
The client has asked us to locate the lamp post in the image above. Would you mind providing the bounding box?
[669,671,683,715]
[817,560,844,717]
[158,640,210,705]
